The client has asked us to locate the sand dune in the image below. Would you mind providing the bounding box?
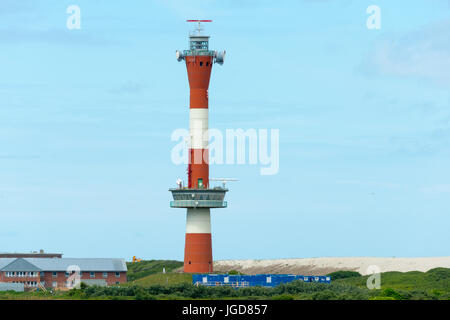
[213,257,450,275]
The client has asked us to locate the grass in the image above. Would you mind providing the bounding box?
[335,267,450,292]
[126,260,183,281]
[124,273,192,286]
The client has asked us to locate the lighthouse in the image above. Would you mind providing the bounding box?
[170,20,227,273]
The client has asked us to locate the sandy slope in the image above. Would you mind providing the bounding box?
[213,257,450,275]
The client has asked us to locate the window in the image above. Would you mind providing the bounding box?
[52,272,57,277]
[52,282,57,288]
[90,272,95,278]
[190,40,208,51]
[103,272,108,278]
[206,62,209,66]
[40,272,45,277]
[115,282,120,285]
[199,61,203,66]
[65,272,69,278]
[115,272,120,278]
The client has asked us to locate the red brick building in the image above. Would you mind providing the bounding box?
[0,257,127,290]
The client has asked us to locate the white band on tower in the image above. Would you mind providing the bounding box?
[189,108,209,149]
[186,208,211,233]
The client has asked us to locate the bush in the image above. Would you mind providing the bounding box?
[369,296,396,300]
[381,288,404,300]
[327,271,361,280]
[312,290,337,300]
[228,270,243,275]
[135,288,156,300]
[272,294,295,300]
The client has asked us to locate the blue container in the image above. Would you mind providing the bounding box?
[192,273,331,287]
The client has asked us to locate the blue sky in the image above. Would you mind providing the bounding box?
[0,0,449,260]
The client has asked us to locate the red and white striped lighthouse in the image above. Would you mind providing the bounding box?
[170,20,227,273]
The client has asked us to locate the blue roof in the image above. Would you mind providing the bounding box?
[2,258,42,271]
[0,258,16,270]
[0,258,127,272]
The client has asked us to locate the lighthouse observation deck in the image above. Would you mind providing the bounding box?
[176,20,225,64]
[183,35,215,57]
[170,188,228,208]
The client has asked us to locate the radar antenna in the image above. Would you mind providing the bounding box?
[210,178,238,189]
[186,19,212,36]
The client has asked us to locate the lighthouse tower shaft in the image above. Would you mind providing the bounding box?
[171,21,227,274]
[185,46,213,273]
[186,52,212,190]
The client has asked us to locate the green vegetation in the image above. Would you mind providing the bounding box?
[126,260,183,282]
[334,268,450,292]
[125,273,192,287]
[228,270,245,275]
[1,261,449,300]
[327,270,361,280]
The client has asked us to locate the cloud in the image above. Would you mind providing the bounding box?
[155,0,216,19]
[0,231,19,237]
[110,81,145,95]
[422,184,450,195]
[0,0,36,16]
[363,19,450,87]
[0,155,39,160]
[0,28,117,46]
[338,179,406,189]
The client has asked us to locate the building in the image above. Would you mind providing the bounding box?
[0,250,62,259]
[193,274,332,288]
[170,20,228,274]
[0,257,127,290]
